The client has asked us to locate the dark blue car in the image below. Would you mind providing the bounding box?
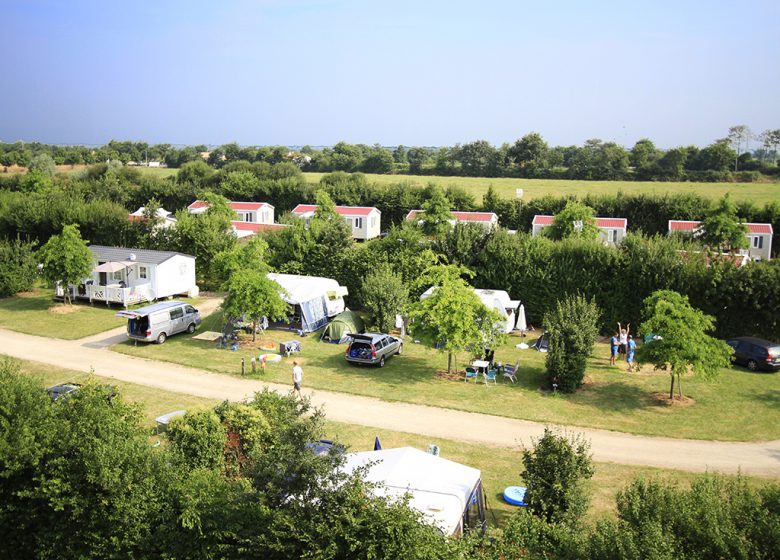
[726,337,780,372]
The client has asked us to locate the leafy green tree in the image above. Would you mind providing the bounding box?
[458,140,502,177]
[407,264,506,373]
[360,263,409,332]
[636,290,732,400]
[700,194,748,253]
[507,132,550,176]
[361,146,395,174]
[522,428,594,526]
[654,147,688,180]
[38,224,94,304]
[28,152,56,176]
[313,189,339,221]
[0,238,38,297]
[691,140,735,172]
[546,200,600,241]
[728,125,752,171]
[373,224,439,291]
[629,138,662,172]
[172,191,237,288]
[222,269,289,341]
[406,146,432,173]
[419,185,453,237]
[166,408,227,470]
[543,294,601,393]
[435,222,491,269]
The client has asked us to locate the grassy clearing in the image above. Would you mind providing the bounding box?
[111,311,780,442]
[303,172,780,205]
[14,356,770,527]
[0,288,202,340]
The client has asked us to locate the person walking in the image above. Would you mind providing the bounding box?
[626,335,637,372]
[609,331,619,366]
[291,360,303,398]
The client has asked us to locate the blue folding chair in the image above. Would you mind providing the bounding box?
[464,366,479,383]
[484,369,498,385]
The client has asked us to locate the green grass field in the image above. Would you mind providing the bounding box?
[0,288,202,340]
[14,356,771,527]
[303,172,780,205]
[110,311,780,442]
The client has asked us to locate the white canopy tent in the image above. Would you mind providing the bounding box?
[420,286,520,333]
[342,447,485,536]
[92,260,136,273]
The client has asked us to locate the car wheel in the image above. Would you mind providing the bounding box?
[187,323,196,334]
[379,356,385,367]
[157,332,167,344]
[397,343,403,355]
[747,359,758,371]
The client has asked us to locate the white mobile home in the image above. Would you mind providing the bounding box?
[291,204,382,240]
[405,210,499,231]
[420,286,520,333]
[342,447,485,536]
[58,246,198,307]
[532,215,628,245]
[668,220,773,261]
[267,273,348,332]
[188,200,277,239]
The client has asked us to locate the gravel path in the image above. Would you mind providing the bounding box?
[2,302,779,477]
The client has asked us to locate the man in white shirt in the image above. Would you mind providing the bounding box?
[292,360,303,399]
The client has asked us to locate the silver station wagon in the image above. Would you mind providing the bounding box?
[345,333,403,367]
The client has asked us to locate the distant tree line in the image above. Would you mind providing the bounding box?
[3,125,779,181]
[0,163,778,338]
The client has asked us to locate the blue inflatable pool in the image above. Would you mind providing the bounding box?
[503,486,528,506]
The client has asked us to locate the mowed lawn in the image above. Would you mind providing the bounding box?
[0,289,127,339]
[303,172,780,205]
[13,356,772,528]
[111,311,780,442]
[0,288,203,340]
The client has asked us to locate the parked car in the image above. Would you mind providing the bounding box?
[726,336,780,372]
[345,333,403,367]
[117,301,201,344]
[46,383,82,402]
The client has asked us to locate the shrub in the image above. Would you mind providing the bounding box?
[543,295,601,393]
[0,238,38,297]
[521,428,594,526]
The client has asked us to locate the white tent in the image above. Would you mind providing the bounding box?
[420,286,520,333]
[267,273,348,332]
[342,447,485,536]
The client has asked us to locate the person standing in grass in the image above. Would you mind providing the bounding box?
[609,330,619,366]
[617,322,630,355]
[291,360,303,398]
[626,335,637,372]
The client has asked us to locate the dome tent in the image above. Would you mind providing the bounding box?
[321,309,365,343]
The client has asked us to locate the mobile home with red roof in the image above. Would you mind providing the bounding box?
[187,200,277,238]
[668,220,773,261]
[531,215,628,245]
[291,204,381,240]
[404,210,499,231]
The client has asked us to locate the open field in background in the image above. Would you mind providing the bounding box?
[0,288,202,340]
[304,172,780,205]
[13,356,773,528]
[110,311,780,442]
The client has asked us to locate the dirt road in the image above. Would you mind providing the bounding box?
[2,316,779,476]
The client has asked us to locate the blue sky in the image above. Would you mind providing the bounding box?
[1,0,778,148]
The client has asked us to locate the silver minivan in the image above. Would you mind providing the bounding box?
[117,301,201,344]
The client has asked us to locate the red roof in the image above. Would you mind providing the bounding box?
[405,210,497,222]
[127,215,145,222]
[669,220,772,235]
[230,201,272,211]
[231,221,288,232]
[668,220,702,232]
[532,215,627,229]
[188,200,272,211]
[745,223,773,235]
[291,204,378,216]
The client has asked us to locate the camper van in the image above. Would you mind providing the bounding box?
[117,301,201,344]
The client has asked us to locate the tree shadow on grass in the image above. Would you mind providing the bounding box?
[317,350,430,387]
[575,381,659,413]
[752,389,780,408]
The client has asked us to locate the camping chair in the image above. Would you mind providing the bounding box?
[464,367,478,383]
[484,369,498,385]
[503,362,519,384]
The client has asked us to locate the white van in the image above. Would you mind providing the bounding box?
[117,301,201,344]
